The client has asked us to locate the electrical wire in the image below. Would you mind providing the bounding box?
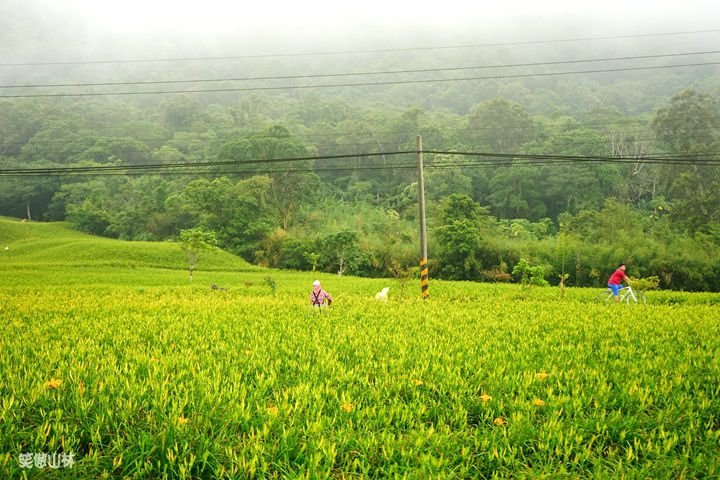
[2,28,719,67]
[0,119,657,146]
[1,150,718,178]
[2,61,719,98]
[6,130,720,158]
[3,50,718,89]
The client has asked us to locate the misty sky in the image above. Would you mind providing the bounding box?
[53,0,720,40]
[3,0,720,67]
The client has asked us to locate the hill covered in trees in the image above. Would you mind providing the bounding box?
[1,14,719,290]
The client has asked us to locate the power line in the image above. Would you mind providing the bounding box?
[2,28,719,67]
[3,50,718,89]
[9,129,720,158]
[0,151,416,175]
[0,137,647,158]
[0,139,639,159]
[3,158,718,178]
[3,61,718,99]
[8,141,715,160]
[425,150,720,163]
[0,119,657,147]
[276,120,655,140]
[2,150,718,177]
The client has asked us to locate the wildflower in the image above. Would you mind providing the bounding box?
[493,417,508,426]
[177,415,189,425]
[479,393,492,402]
[411,379,424,386]
[46,378,62,389]
[341,402,354,413]
[266,406,279,416]
[533,398,546,407]
[535,371,549,380]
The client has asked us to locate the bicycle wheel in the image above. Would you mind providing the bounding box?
[636,291,647,304]
[594,290,612,303]
[620,287,636,304]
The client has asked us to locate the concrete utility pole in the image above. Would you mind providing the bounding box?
[416,134,429,300]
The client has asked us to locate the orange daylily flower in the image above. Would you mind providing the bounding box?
[46,378,62,389]
[493,417,508,426]
[533,398,546,407]
[341,402,354,413]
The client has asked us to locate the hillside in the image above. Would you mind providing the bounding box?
[0,216,255,272]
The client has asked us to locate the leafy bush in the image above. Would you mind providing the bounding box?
[512,258,549,286]
[627,276,660,292]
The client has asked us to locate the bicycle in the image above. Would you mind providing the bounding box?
[594,285,646,304]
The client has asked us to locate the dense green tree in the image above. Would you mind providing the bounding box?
[434,194,491,280]
[217,126,318,229]
[320,230,360,276]
[167,176,275,259]
[653,90,719,155]
[424,155,474,202]
[162,96,204,132]
[105,176,175,240]
[652,89,720,232]
[0,161,60,221]
[487,165,546,220]
[48,179,116,233]
[467,99,536,152]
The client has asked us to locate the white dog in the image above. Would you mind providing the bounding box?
[375,287,389,302]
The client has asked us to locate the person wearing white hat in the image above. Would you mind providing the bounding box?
[310,280,333,308]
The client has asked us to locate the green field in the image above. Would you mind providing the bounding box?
[1,217,719,479]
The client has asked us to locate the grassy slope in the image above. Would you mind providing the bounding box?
[0,216,256,271]
[0,217,377,292]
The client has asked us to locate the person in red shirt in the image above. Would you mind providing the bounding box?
[607,263,628,302]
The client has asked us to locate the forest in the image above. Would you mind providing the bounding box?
[1,15,719,291]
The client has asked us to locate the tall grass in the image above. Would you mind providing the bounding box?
[1,218,718,478]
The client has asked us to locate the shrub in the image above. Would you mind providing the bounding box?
[512,258,549,287]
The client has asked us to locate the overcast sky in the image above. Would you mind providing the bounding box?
[3,0,719,63]
[58,0,720,37]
